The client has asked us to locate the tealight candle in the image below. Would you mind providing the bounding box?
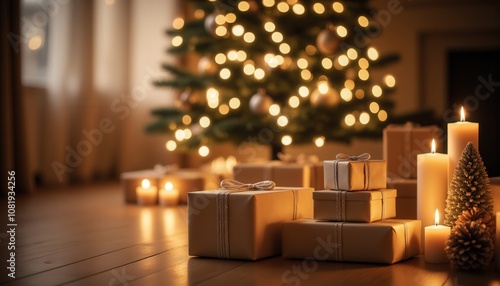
[425,209,451,264]
[447,107,478,184]
[159,182,180,206]
[136,179,158,205]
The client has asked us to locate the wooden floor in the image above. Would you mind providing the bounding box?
[1,182,499,286]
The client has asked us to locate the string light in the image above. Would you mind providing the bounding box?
[315,136,325,147]
[378,110,388,121]
[215,14,226,25]
[182,115,192,125]
[254,68,265,80]
[292,3,305,15]
[340,88,352,102]
[313,3,325,14]
[219,68,231,79]
[355,89,365,99]
[279,43,291,54]
[297,58,308,69]
[165,140,177,151]
[369,102,380,113]
[301,70,312,80]
[199,116,210,128]
[332,2,344,13]
[269,104,280,116]
[229,98,241,109]
[321,58,333,69]
[264,21,275,32]
[271,31,283,43]
[345,114,355,126]
[225,13,236,23]
[338,55,349,67]
[238,1,250,12]
[344,79,355,90]
[336,26,348,37]
[243,32,255,43]
[215,53,226,64]
[347,48,358,60]
[175,129,185,141]
[199,146,210,157]
[215,26,228,37]
[359,112,370,125]
[236,50,247,61]
[219,104,230,115]
[184,129,192,139]
[358,58,369,69]
[358,16,369,27]
[171,36,183,47]
[281,135,293,145]
[277,2,289,12]
[289,96,300,108]
[384,74,396,87]
[372,85,382,97]
[243,62,256,75]
[263,0,275,7]
[358,69,369,80]
[367,47,379,61]
[227,50,238,61]
[298,86,310,97]
[277,115,289,127]
[232,25,245,36]
[172,17,184,29]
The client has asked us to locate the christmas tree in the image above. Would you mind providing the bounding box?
[444,142,494,229]
[147,0,399,158]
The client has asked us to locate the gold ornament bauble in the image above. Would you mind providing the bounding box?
[177,88,200,110]
[198,56,217,75]
[249,89,273,115]
[204,13,217,35]
[310,87,340,107]
[316,25,340,55]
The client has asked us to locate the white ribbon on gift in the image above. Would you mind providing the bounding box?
[332,153,372,190]
[216,179,298,259]
[333,190,387,222]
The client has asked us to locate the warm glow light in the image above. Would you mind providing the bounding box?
[271,32,283,43]
[340,88,352,102]
[355,89,365,99]
[165,182,173,192]
[194,9,205,19]
[215,53,226,64]
[318,81,329,94]
[215,15,225,25]
[215,26,228,37]
[263,0,275,7]
[321,58,333,69]
[182,115,192,125]
[345,114,355,126]
[332,2,344,13]
[277,2,289,12]
[344,79,355,90]
[172,17,184,29]
[289,96,300,108]
[313,3,325,14]
[227,50,238,61]
[338,55,349,67]
[384,74,396,87]
[165,140,177,151]
[358,16,369,27]
[219,104,230,115]
[141,179,150,189]
[229,98,241,109]
[336,26,348,37]
[269,104,280,116]
[232,25,245,36]
[238,1,250,11]
[220,68,231,79]
[305,45,317,55]
[297,58,308,69]
[298,86,310,97]
[369,102,380,113]
[236,50,247,61]
[171,36,183,47]
[199,116,211,128]
[372,85,382,97]
[264,21,276,32]
[378,110,388,121]
[226,13,236,23]
[184,129,192,139]
[460,106,465,122]
[358,58,369,69]
[254,68,265,80]
[367,47,379,61]
[359,112,370,125]
[244,32,255,43]
[315,136,325,147]
[282,135,293,145]
[431,139,436,154]
[347,48,358,60]
[301,70,312,80]
[434,209,440,226]
[199,146,210,157]
[175,129,185,141]
[277,115,289,127]
[292,4,305,15]
[243,63,255,75]
[358,69,369,81]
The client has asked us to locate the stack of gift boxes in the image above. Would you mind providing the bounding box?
[188,153,422,264]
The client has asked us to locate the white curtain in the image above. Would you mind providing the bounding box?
[41,0,177,185]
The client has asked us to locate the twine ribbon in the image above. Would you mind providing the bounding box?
[220,179,276,191]
[332,153,372,190]
[335,153,371,161]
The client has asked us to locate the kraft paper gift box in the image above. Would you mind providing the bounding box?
[188,186,314,260]
[313,189,397,222]
[323,154,386,191]
[233,161,324,190]
[121,165,177,203]
[383,123,441,179]
[387,177,417,219]
[489,177,500,214]
[282,219,421,264]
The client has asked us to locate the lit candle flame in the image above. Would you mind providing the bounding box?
[141,179,150,189]
[165,182,173,192]
[431,139,436,154]
[434,209,439,226]
[460,106,465,122]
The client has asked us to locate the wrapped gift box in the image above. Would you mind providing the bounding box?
[387,177,417,219]
[188,187,313,260]
[489,177,500,214]
[160,169,206,204]
[282,219,421,264]
[233,161,324,190]
[324,158,386,191]
[383,124,441,179]
[314,189,397,222]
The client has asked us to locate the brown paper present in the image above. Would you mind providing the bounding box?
[188,186,313,260]
[324,154,386,191]
[313,189,397,222]
[282,219,421,264]
[233,161,323,190]
[489,177,500,214]
[383,123,441,179]
[120,169,165,203]
[387,177,417,219]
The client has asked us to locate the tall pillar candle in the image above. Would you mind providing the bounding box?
[447,107,478,185]
[417,139,448,251]
[496,212,500,271]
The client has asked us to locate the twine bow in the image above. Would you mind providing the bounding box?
[336,153,371,161]
[220,179,276,191]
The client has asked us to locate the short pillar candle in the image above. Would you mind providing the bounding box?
[425,209,451,264]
